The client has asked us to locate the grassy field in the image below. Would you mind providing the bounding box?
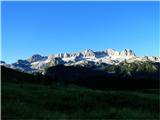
[2,82,160,119]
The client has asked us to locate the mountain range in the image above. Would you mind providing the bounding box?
[1,48,160,73]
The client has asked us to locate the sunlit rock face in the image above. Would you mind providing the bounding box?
[120,49,136,58]
[2,48,159,73]
[106,48,116,56]
[106,48,136,59]
[82,49,96,58]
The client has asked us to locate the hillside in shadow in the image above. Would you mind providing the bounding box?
[1,61,160,90]
[44,62,159,90]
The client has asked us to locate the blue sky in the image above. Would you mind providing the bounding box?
[1,1,159,63]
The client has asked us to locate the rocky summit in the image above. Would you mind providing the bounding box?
[1,48,160,73]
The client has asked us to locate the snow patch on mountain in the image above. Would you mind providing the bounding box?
[1,49,159,73]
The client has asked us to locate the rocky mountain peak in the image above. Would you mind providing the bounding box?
[120,49,136,57]
[83,49,95,57]
[63,53,70,58]
[106,49,117,56]
[0,61,6,64]
[3,48,159,74]
[27,54,47,63]
[17,59,30,65]
[84,49,94,52]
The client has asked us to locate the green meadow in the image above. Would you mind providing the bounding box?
[2,82,160,119]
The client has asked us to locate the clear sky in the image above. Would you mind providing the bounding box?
[1,1,159,63]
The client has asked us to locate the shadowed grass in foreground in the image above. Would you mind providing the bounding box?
[2,82,160,119]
